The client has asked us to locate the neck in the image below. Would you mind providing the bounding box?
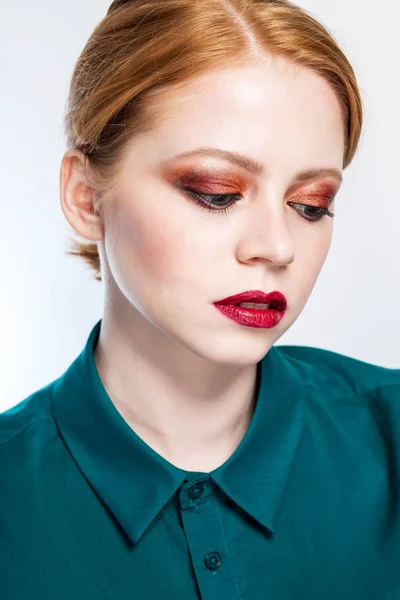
[93,310,260,472]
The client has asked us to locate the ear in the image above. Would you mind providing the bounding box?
[59,149,104,242]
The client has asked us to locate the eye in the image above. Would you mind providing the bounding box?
[181,188,335,223]
[181,188,239,216]
[287,202,335,224]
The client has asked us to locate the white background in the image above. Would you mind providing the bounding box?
[1,0,399,412]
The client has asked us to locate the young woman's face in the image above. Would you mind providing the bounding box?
[99,55,344,364]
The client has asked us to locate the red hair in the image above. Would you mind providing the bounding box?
[64,0,363,281]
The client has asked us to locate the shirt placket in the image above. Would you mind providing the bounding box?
[178,474,242,600]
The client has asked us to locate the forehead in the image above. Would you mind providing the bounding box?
[132,56,345,174]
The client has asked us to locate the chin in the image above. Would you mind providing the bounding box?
[180,330,277,366]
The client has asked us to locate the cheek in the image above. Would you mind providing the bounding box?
[141,226,187,279]
[294,226,333,294]
[109,195,206,283]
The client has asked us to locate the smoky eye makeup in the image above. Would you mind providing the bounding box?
[163,161,340,223]
[165,163,249,193]
[289,182,339,207]
[165,161,339,193]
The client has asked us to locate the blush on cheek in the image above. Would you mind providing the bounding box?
[305,237,331,281]
[110,192,183,279]
[132,217,191,281]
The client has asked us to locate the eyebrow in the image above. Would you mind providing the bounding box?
[173,147,343,184]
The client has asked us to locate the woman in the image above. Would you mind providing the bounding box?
[1,0,399,598]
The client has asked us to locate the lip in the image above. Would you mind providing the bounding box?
[213,290,287,311]
[213,290,287,329]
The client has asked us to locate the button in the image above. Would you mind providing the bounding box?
[204,551,221,571]
[188,482,205,500]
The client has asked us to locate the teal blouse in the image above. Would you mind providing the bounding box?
[1,319,400,599]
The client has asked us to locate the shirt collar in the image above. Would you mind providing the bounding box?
[51,319,305,544]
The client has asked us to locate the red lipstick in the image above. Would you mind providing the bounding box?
[213,290,287,329]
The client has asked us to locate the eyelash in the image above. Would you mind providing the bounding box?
[182,188,335,224]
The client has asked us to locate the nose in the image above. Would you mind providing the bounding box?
[236,200,295,268]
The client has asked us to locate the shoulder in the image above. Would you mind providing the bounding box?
[0,381,57,452]
[275,343,400,402]
[0,381,66,535]
[275,346,400,484]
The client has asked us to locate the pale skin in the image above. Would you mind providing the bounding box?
[60,53,344,472]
